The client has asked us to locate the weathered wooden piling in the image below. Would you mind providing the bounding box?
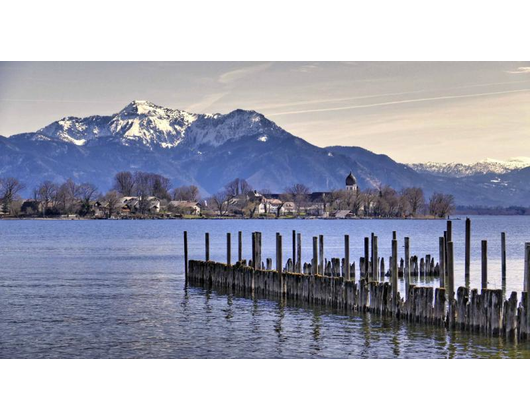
[447,241,455,300]
[525,243,530,293]
[312,236,318,275]
[276,233,282,275]
[292,230,296,267]
[364,237,369,280]
[373,235,379,282]
[481,240,488,290]
[391,239,398,299]
[501,232,506,291]
[439,236,445,288]
[344,234,350,281]
[205,232,210,261]
[465,218,471,285]
[319,235,324,276]
[227,232,231,266]
[184,230,188,281]
[238,231,242,262]
[296,233,302,273]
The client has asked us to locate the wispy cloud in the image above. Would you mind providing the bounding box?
[186,92,228,113]
[267,88,530,116]
[294,64,319,73]
[218,62,273,85]
[506,67,530,74]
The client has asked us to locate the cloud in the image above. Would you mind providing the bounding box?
[186,92,228,113]
[294,64,319,73]
[218,62,273,85]
[267,88,530,116]
[506,67,530,74]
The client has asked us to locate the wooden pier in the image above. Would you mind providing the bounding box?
[184,220,530,341]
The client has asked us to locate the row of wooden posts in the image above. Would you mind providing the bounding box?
[184,219,509,293]
[183,218,530,339]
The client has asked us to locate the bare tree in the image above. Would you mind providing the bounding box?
[35,180,58,217]
[284,183,310,215]
[224,178,252,198]
[429,192,455,218]
[103,190,121,218]
[114,171,136,196]
[56,179,80,214]
[172,185,200,202]
[402,187,425,216]
[208,191,230,216]
[0,177,25,214]
[78,183,98,216]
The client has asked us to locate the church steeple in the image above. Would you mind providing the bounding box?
[345,172,358,191]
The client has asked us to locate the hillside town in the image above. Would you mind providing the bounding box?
[0,171,456,219]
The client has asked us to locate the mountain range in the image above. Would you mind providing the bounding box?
[1,100,529,207]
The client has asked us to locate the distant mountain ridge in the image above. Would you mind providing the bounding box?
[409,157,530,178]
[1,100,530,207]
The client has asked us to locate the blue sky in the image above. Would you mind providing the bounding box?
[1,61,529,163]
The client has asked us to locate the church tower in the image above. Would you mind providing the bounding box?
[345,172,358,192]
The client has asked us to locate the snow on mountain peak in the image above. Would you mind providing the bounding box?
[36,102,283,150]
[410,157,530,178]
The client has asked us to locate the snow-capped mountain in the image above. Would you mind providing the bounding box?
[409,157,530,178]
[2,100,530,207]
[37,100,284,150]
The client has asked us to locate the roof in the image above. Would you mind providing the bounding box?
[346,171,357,186]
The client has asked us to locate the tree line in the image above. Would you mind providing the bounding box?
[0,173,455,218]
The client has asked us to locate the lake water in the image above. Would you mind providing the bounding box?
[1,216,530,358]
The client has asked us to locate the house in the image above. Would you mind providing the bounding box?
[168,200,201,215]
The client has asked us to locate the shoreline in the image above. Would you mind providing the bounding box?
[0,215,470,222]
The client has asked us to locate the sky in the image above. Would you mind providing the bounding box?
[0,61,529,163]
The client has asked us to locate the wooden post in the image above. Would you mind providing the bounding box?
[276,233,282,275]
[226,232,231,266]
[184,231,188,281]
[257,232,262,269]
[524,242,530,294]
[370,233,375,278]
[501,232,506,290]
[373,235,379,281]
[251,232,256,269]
[205,232,210,261]
[312,236,318,275]
[297,233,302,273]
[481,240,488,290]
[292,230,296,268]
[364,237,369,280]
[404,237,410,291]
[392,231,397,241]
[447,241,455,299]
[439,236,446,288]
[526,243,530,327]
[465,218,471,286]
[446,220,452,242]
[391,239,398,299]
[344,234,350,280]
[319,234,324,275]
[238,231,242,262]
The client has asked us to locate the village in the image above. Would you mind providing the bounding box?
[0,171,455,219]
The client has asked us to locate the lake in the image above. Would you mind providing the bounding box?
[1,216,530,358]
